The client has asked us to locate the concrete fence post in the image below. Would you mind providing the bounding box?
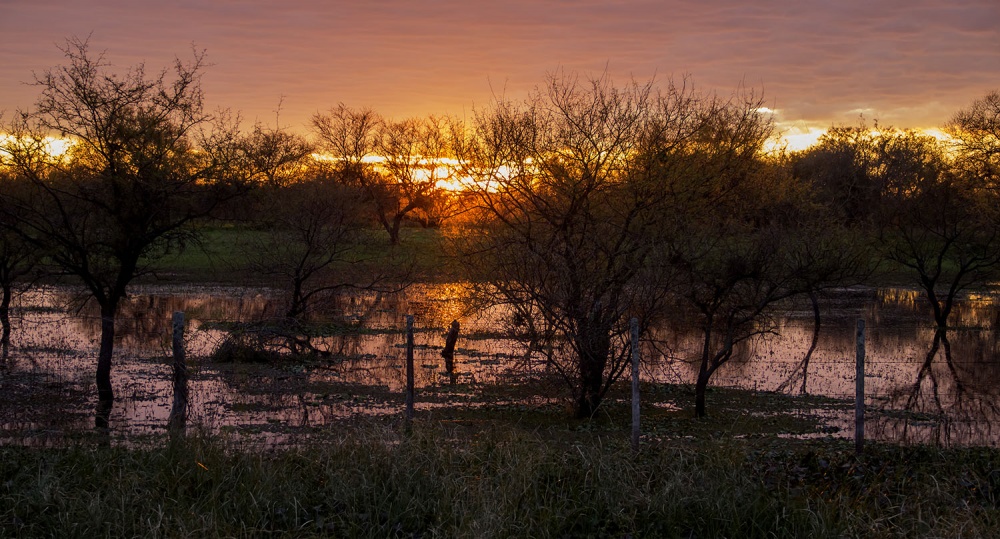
[630,317,640,452]
[855,318,865,455]
[405,314,415,422]
[168,311,188,435]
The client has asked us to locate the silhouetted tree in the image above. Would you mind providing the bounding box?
[243,120,314,187]
[777,221,874,394]
[800,122,1000,329]
[313,106,461,243]
[948,90,1000,188]
[312,103,380,185]
[793,122,895,224]
[375,115,461,236]
[879,137,1000,328]
[238,177,375,355]
[0,38,247,408]
[664,150,813,417]
[0,172,38,364]
[455,73,723,417]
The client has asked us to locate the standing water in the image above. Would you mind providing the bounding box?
[1,283,998,447]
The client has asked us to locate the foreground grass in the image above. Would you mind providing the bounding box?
[2,421,999,538]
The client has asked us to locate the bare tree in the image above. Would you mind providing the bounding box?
[776,222,874,394]
[948,90,1000,189]
[313,106,460,244]
[237,177,376,356]
[222,121,409,358]
[804,124,1000,329]
[312,103,381,182]
[454,73,707,417]
[0,38,247,409]
[0,172,38,364]
[664,153,816,417]
[883,163,1000,327]
[242,121,314,187]
[375,115,460,238]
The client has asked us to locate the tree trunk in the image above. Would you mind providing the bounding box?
[574,326,610,419]
[695,367,710,418]
[923,285,950,328]
[695,323,714,418]
[576,362,604,419]
[96,301,117,403]
[441,320,460,383]
[0,282,11,364]
[389,213,404,245]
[800,290,821,394]
[287,276,306,320]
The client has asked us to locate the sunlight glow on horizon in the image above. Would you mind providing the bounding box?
[918,128,956,144]
[0,133,75,160]
[10,127,962,185]
[767,126,828,153]
[767,125,958,153]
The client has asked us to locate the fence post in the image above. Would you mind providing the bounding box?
[630,317,640,452]
[441,319,460,383]
[855,318,865,455]
[405,314,415,422]
[168,311,188,435]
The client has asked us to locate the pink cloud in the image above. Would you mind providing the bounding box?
[1,0,997,131]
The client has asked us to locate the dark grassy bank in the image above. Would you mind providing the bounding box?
[2,422,999,538]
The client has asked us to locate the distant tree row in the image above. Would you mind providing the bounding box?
[2,39,999,421]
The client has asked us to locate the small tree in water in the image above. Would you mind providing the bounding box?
[0,38,247,413]
[455,72,734,417]
[800,121,1000,329]
[0,173,38,364]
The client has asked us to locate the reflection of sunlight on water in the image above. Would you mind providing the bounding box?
[877,288,922,307]
[5,284,1000,447]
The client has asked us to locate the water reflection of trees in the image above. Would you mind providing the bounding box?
[20,282,1000,446]
[886,326,1000,445]
[54,283,479,350]
[63,288,274,352]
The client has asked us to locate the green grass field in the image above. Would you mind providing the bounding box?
[145,224,457,284]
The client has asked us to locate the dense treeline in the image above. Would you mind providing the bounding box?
[2,40,999,419]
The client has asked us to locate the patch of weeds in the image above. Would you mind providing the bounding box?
[876,407,946,423]
[461,329,515,340]
[209,333,286,364]
[13,345,81,355]
[455,347,487,358]
[229,402,273,413]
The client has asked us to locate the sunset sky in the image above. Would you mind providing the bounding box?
[2,0,998,149]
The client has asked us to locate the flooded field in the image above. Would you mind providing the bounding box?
[2,283,1000,447]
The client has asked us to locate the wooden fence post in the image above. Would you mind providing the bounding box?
[405,314,415,422]
[442,319,460,383]
[168,311,188,435]
[855,318,865,455]
[631,317,640,452]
